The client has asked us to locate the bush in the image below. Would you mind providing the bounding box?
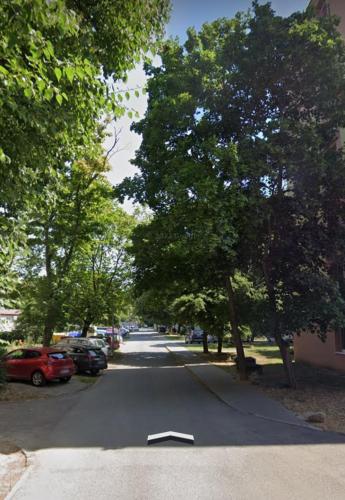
[0,330,25,343]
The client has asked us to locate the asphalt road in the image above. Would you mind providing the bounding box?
[9,331,345,500]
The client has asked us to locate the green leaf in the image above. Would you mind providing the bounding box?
[75,67,85,79]
[47,41,54,57]
[56,94,63,105]
[44,87,54,101]
[127,111,133,119]
[43,47,51,59]
[0,65,9,76]
[84,66,93,78]
[135,90,140,98]
[65,67,75,83]
[37,79,46,92]
[54,67,62,82]
[125,91,130,100]
[24,87,32,99]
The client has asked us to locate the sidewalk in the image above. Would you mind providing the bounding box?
[167,344,311,428]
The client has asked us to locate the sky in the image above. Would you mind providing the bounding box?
[106,0,310,211]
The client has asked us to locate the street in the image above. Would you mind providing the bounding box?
[8,330,345,500]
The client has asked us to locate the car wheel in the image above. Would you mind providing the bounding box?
[31,371,46,387]
[59,376,71,383]
[90,369,99,376]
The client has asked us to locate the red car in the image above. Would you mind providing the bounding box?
[1,347,75,386]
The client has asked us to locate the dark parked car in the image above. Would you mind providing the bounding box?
[185,327,216,344]
[1,347,75,386]
[57,344,107,375]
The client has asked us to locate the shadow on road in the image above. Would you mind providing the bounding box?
[1,332,345,454]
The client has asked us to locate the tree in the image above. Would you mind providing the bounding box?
[65,202,136,336]
[172,290,228,354]
[120,2,345,386]
[0,0,170,301]
[25,157,114,345]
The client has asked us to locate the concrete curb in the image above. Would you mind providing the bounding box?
[166,345,318,432]
[4,448,32,500]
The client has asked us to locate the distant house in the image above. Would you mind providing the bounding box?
[0,309,20,332]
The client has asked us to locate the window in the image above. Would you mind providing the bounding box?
[25,350,41,359]
[6,350,25,360]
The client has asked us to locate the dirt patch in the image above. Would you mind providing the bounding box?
[0,441,27,500]
[0,376,89,403]
[254,363,345,434]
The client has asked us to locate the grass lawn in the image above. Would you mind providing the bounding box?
[184,341,282,366]
[185,339,345,435]
[165,334,185,341]
[75,375,98,384]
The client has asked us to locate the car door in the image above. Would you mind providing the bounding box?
[68,346,85,371]
[3,349,26,379]
[22,350,42,380]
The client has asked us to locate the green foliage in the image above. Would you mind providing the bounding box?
[64,202,136,332]
[120,3,345,383]
[0,0,170,306]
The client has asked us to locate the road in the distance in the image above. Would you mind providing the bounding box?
[10,330,345,500]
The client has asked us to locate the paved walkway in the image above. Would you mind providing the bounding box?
[167,344,308,427]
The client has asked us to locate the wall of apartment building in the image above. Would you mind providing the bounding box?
[310,0,345,35]
[294,330,345,372]
[328,0,345,37]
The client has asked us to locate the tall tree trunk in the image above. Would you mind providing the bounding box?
[42,222,57,347]
[217,334,223,354]
[81,318,92,337]
[225,276,247,380]
[275,334,296,388]
[43,301,56,346]
[263,260,297,388]
[202,331,209,353]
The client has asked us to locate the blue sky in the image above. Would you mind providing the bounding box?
[167,0,308,39]
[107,1,310,209]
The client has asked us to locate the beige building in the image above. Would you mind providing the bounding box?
[294,0,345,372]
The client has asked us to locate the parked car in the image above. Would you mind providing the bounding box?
[55,337,109,358]
[56,344,107,375]
[159,326,167,333]
[0,347,75,386]
[185,328,216,344]
[85,337,111,358]
[119,327,129,337]
[94,333,122,350]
